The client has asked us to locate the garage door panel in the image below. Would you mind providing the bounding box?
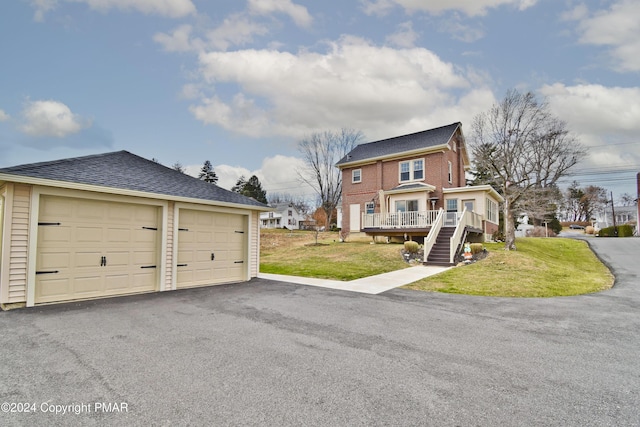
[72,252,101,268]
[73,276,103,294]
[77,202,105,221]
[133,250,156,265]
[106,228,131,244]
[104,274,130,292]
[39,198,72,219]
[39,226,71,243]
[105,251,131,267]
[36,195,159,304]
[196,231,213,243]
[177,209,247,289]
[38,252,71,269]
[76,226,104,243]
[37,278,72,300]
[136,229,157,243]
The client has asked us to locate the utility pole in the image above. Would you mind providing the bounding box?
[611,191,618,237]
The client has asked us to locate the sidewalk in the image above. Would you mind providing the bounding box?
[258,265,451,294]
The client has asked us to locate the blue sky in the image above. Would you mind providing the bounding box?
[1,0,638,201]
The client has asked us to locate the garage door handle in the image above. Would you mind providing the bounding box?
[100,256,106,267]
[36,270,59,275]
[140,265,157,269]
[177,264,188,267]
[234,261,244,264]
[211,253,215,261]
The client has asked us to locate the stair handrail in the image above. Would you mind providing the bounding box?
[423,208,444,263]
[449,208,471,264]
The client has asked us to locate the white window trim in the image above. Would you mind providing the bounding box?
[399,158,425,183]
[448,161,453,183]
[352,169,362,183]
[365,201,375,214]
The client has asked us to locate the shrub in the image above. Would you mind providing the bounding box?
[549,218,562,235]
[526,226,557,237]
[585,226,595,235]
[469,243,484,254]
[599,224,634,237]
[404,241,420,254]
[492,230,505,242]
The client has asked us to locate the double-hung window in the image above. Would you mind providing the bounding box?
[399,159,424,182]
[365,202,375,214]
[352,169,362,183]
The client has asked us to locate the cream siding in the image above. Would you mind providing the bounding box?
[250,211,259,278]
[164,201,174,291]
[7,184,31,303]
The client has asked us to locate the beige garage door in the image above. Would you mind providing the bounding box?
[177,209,247,288]
[35,195,160,304]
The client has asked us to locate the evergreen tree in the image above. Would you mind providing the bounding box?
[232,175,267,204]
[198,160,218,184]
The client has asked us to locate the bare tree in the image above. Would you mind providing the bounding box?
[470,89,586,250]
[618,193,636,207]
[172,161,186,174]
[297,128,364,228]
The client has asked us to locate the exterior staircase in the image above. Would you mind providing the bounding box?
[425,227,457,266]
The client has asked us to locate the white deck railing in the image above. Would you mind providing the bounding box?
[449,209,484,263]
[362,210,440,229]
[423,208,444,263]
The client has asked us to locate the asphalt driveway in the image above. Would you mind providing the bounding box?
[1,237,639,426]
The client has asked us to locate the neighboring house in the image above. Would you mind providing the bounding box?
[594,205,638,229]
[336,122,503,265]
[0,151,270,309]
[260,203,304,229]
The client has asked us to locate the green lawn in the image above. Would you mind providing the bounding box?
[403,238,614,297]
[260,230,614,297]
[260,230,408,281]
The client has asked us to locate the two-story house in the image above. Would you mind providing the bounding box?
[336,122,503,265]
[260,203,304,230]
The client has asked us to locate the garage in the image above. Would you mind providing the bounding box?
[35,195,160,304]
[176,209,247,288]
[0,150,269,309]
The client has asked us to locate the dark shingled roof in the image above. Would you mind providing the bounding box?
[0,150,268,209]
[336,122,460,166]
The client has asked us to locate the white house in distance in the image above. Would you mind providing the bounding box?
[260,203,304,230]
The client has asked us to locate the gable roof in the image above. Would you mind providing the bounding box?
[336,122,462,167]
[0,150,269,209]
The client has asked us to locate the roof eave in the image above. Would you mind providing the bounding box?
[442,185,505,203]
[384,183,437,195]
[337,144,451,169]
[0,173,273,211]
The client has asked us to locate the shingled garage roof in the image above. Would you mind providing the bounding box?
[336,122,461,167]
[0,150,268,209]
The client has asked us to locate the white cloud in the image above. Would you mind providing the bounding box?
[540,83,640,170]
[30,0,58,22]
[247,0,313,28]
[540,83,640,136]
[189,36,494,140]
[206,13,270,51]
[153,24,203,53]
[385,21,419,48]
[185,155,313,198]
[440,15,485,42]
[32,0,196,21]
[0,109,10,122]
[567,0,640,72]
[361,0,537,17]
[20,100,90,138]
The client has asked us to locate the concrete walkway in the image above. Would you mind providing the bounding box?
[258,265,451,294]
